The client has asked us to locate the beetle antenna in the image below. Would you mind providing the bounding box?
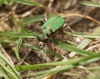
[59,16,85,32]
[37,35,40,41]
[69,16,85,26]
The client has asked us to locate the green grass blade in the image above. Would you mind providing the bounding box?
[15,57,84,71]
[15,0,42,7]
[2,0,14,5]
[0,63,17,79]
[15,52,100,72]
[18,52,100,77]
[21,15,43,25]
[0,40,40,50]
[21,14,57,25]
[85,67,100,70]
[0,31,37,38]
[22,64,76,77]
[55,42,94,56]
[80,1,100,7]
[70,32,100,38]
[15,37,22,60]
[0,51,21,79]
[0,68,10,79]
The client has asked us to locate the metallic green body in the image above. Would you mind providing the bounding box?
[39,16,65,41]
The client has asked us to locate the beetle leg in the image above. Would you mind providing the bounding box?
[50,42,60,61]
[42,15,48,23]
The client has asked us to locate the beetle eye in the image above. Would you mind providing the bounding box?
[49,29,53,33]
[44,27,46,29]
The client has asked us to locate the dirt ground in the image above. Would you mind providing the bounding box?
[0,0,100,79]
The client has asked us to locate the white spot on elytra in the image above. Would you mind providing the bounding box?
[57,20,59,22]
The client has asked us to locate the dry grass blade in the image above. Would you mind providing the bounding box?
[59,13,100,25]
[0,44,13,66]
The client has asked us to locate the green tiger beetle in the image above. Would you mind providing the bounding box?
[37,16,65,48]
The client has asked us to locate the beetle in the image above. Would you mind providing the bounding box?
[38,16,65,43]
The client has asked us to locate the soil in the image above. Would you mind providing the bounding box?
[0,0,100,79]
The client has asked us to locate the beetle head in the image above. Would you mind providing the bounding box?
[38,42,44,49]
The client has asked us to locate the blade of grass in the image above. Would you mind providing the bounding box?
[20,14,57,25]
[0,31,37,38]
[80,1,100,7]
[85,66,100,70]
[1,40,40,50]
[15,57,84,71]
[0,63,17,79]
[21,52,100,77]
[15,37,22,61]
[55,41,94,56]
[16,50,99,72]
[0,68,10,79]
[22,64,76,77]
[0,51,21,79]
[21,15,43,25]
[3,0,14,5]
[15,0,42,7]
[70,32,100,38]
